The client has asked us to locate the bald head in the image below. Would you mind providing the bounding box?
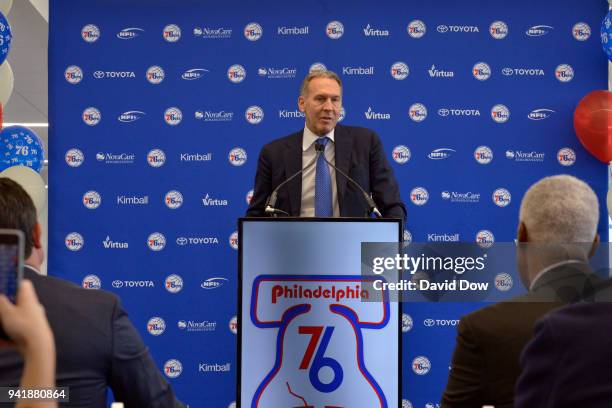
[519,175,599,243]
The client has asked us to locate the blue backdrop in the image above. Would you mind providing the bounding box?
[49,1,608,407]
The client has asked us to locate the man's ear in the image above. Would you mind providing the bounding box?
[32,223,42,249]
[517,221,528,243]
[298,96,305,112]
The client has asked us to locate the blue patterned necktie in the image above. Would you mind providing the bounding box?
[315,137,333,217]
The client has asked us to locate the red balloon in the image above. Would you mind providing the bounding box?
[574,90,612,163]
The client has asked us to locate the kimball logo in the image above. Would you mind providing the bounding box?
[199,363,231,373]
[428,64,454,78]
[428,148,455,160]
[117,195,148,205]
[279,109,304,119]
[441,190,480,203]
[342,66,374,75]
[194,26,232,39]
[505,150,545,162]
[528,109,555,121]
[365,107,390,120]
[103,236,129,249]
[427,233,460,242]
[180,152,212,162]
[277,26,309,35]
[363,24,389,37]
[202,194,228,206]
[195,110,233,122]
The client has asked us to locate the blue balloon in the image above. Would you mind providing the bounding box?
[0,11,11,66]
[0,126,45,173]
[601,10,612,61]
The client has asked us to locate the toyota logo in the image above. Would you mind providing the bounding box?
[176,237,188,246]
[438,108,450,117]
[93,71,105,79]
[424,319,435,327]
[437,25,449,33]
[502,68,513,76]
[112,280,124,288]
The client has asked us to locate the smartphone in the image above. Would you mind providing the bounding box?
[0,229,24,340]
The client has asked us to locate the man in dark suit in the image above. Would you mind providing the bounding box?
[246,70,406,219]
[0,178,185,408]
[441,175,601,408]
[515,280,612,407]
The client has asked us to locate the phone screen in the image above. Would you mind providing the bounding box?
[0,230,24,303]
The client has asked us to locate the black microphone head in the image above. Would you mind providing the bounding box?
[315,143,325,152]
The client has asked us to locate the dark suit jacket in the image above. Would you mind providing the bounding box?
[441,263,600,408]
[246,125,406,219]
[0,267,185,408]
[515,281,612,408]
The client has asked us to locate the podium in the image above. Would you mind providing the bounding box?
[237,217,402,408]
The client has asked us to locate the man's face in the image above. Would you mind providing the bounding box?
[298,77,342,136]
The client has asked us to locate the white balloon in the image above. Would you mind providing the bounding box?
[0,166,47,215]
[0,61,14,108]
[0,0,12,15]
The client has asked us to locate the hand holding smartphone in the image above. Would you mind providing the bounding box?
[0,229,25,340]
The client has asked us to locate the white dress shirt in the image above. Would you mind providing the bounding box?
[300,126,340,217]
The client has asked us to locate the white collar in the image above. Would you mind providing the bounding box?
[302,126,335,152]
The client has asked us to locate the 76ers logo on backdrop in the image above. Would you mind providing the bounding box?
[557,148,576,166]
[148,232,166,251]
[245,106,264,124]
[164,107,182,125]
[83,191,101,209]
[555,64,574,82]
[572,23,590,41]
[228,148,247,166]
[474,146,493,164]
[412,356,431,375]
[229,231,239,250]
[326,21,344,39]
[165,274,183,293]
[408,103,427,122]
[65,66,83,84]
[163,24,181,42]
[492,188,511,207]
[392,145,411,164]
[165,190,183,209]
[147,317,166,336]
[491,104,510,123]
[407,20,426,38]
[65,232,84,251]
[227,64,246,83]
[472,62,491,80]
[82,107,101,126]
[489,21,508,39]
[81,24,100,42]
[244,23,263,41]
[164,359,182,378]
[65,149,84,167]
[82,275,101,290]
[147,149,166,167]
[146,66,165,84]
[390,62,409,80]
[410,187,429,205]
[476,230,495,249]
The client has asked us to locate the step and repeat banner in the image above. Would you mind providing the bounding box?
[49,0,607,407]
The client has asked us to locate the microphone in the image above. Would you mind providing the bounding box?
[264,151,320,216]
[317,143,383,218]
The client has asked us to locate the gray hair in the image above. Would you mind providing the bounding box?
[519,175,599,243]
[299,70,342,97]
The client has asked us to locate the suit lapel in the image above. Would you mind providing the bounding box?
[284,131,303,216]
[334,126,352,212]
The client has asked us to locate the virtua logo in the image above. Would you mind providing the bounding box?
[103,236,128,249]
[363,24,389,37]
[427,233,460,242]
[528,109,555,120]
[117,27,144,39]
[364,107,391,120]
[202,194,228,206]
[342,66,374,75]
[277,26,309,35]
[428,64,454,78]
